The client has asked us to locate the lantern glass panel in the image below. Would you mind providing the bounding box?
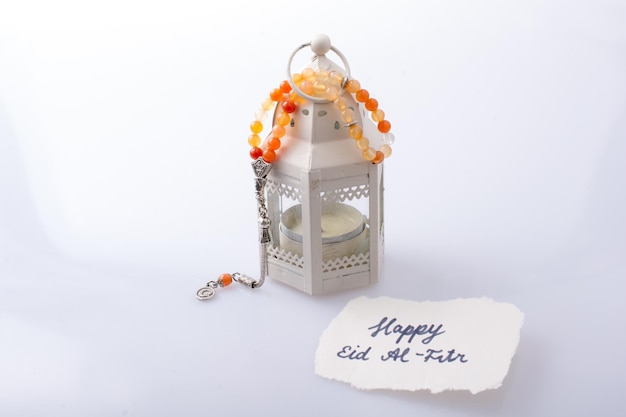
[266,174,373,274]
[266,176,305,269]
[318,178,371,273]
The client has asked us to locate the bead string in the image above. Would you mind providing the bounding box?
[248,67,394,165]
[248,79,296,163]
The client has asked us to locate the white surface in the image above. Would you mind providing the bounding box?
[1,0,625,416]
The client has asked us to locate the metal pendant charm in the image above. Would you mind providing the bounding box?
[195,281,219,300]
[196,274,224,300]
[196,286,215,300]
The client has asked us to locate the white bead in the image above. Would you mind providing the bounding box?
[311,33,331,56]
[382,132,395,145]
[254,109,267,121]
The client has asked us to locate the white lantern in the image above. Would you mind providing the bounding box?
[260,35,390,295]
[196,34,394,300]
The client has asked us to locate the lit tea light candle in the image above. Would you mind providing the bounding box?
[279,202,367,261]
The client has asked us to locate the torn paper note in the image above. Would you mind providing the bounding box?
[314,296,524,393]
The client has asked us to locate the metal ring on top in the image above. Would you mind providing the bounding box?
[286,38,352,104]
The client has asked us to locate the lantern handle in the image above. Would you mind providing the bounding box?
[287,34,352,104]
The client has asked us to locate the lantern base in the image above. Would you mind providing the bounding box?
[267,246,378,295]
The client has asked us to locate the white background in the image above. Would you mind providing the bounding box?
[1,0,625,415]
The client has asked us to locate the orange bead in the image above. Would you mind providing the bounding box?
[280,80,292,93]
[378,120,391,133]
[316,68,329,81]
[292,92,307,105]
[362,147,376,161]
[349,124,363,140]
[372,151,385,164]
[302,67,315,81]
[270,88,283,102]
[250,147,263,160]
[291,73,303,85]
[277,112,291,126]
[313,81,327,96]
[267,137,281,150]
[355,89,369,103]
[272,124,286,138]
[219,273,232,286]
[341,108,355,124]
[365,98,378,111]
[250,120,263,134]
[262,149,277,163]
[356,137,370,151]
[325,86,339,101]
[299,80,314,96]
[371,108,385,123]
[345,79,361,93]
[282,100,296,114]
[248,134,261,147]
[328,70,343,86]
[333,96,347,111]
